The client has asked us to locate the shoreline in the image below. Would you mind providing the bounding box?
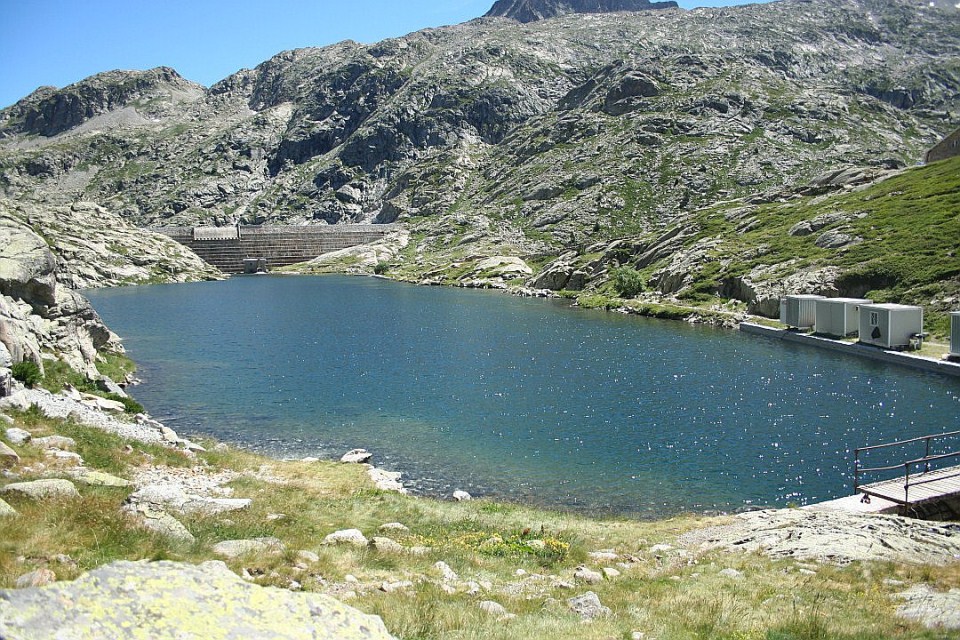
[79,271,960,519]
[741,322,960,378]
[4,363,960,637]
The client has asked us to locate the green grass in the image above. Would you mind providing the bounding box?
[96,352,137,384]
[2,406,957,639]
[603,156,960,336]
[38,357,144,414]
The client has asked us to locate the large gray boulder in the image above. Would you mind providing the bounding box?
[0,497,17,517]
[123,504,195,543]
[0,560,397,639]
[0,210,117,378]
[0,215,57,309]
[1,479,80,500]
[211,537,285,558]
[895,584,960,630]
[0,294,43,369]
[126,484,251,516]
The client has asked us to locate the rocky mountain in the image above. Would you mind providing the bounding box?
[0,199,221,289]
[0,0,957,323]
[0,198,219,392]
[485,0,678,22]
[1,212,118,386]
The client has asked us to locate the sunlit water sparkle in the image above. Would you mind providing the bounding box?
[85,276,960,517]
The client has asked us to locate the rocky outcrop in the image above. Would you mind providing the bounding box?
[0,213,117,379]
[0,0,954,242]
[925,126,960,164]
[721,265,841,317]
[677,508,960,566]
[485,0,678,23]
[0,560,396,639]
[2,199,221,289]
[567,591,611,619]
[0,67,203,138]
[0,479,81,500]
[0,197,218,386]
[0,0,955,315]
[296,230,410,274]
[895,584,960,630]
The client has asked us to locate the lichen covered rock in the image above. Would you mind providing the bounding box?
[0,560,396,639]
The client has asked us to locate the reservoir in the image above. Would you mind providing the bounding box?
[85,275,960,517]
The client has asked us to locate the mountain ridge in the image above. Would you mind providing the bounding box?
[0,0,957,325]
[485,0,679,22]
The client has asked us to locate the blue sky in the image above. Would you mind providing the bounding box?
[0,0,768,109]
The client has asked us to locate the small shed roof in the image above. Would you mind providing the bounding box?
[860,303,922,311]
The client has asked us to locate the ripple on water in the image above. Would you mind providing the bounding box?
[86,276,960,517]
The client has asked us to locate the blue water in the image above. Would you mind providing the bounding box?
[85,276,960,517]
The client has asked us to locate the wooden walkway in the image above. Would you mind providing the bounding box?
[858,464,960,505]
[855,430,960,507]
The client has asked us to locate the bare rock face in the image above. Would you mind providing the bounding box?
[678,508,960,566]
[0,560,396,639]
[0,479,81,500]
[895,584,960,630]
[0,0,956,306]
[0,214,57,309]
[0,209,117,377]
[0,200,217,380]
[1,67,203,138]
[722,265,841,317]
[2,200,221,289]
[485,0,678,23]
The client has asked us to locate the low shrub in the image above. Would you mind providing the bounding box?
[11,361,42,387]
[610,266,645,298]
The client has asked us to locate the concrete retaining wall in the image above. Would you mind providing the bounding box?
[154,225,397,273]
[740,322,960,377]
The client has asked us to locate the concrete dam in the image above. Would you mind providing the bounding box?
[155,225,398,274]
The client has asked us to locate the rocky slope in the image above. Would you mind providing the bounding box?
[0,214,117,385]
[0,198,218,391]
[485,0,678,22]
[1,0,957,232]
[0,199,221,290]
[0,0,957,317]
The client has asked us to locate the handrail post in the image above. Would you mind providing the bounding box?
[904,462,910,504]
[925,436,931,474]
[854,449,861,492]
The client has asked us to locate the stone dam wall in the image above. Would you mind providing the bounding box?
[154,225,397,273]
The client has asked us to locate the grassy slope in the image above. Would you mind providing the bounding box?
[3,409,959,640]
[666,156,960,335]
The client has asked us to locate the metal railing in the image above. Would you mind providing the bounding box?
[854,430,960,503]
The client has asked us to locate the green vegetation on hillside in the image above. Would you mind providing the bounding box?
[594,157,960,337]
